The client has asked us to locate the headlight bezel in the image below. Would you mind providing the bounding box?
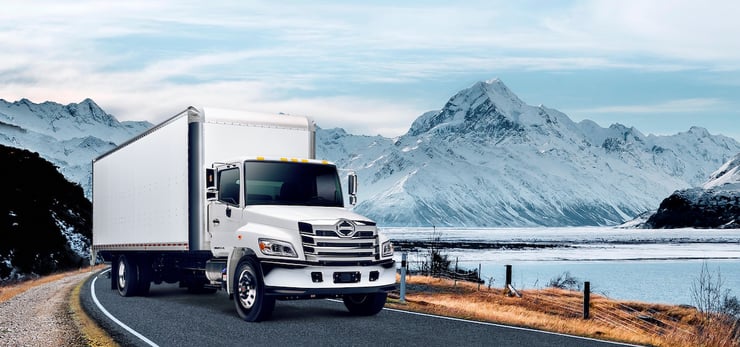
[258,238,298,258]
[381,240,394,258]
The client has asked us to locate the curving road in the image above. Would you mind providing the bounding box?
[80,269,637,347]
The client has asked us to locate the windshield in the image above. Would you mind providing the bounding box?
[244,161,344,207]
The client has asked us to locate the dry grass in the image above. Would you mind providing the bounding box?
[386,275,739,347]
[0,265,104,303]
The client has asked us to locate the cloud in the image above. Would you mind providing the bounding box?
[571,98,726,115]
[1,0,739,141]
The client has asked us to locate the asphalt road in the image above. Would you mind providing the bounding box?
[80,269,638,347]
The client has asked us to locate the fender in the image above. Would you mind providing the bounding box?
[226,247,257,295]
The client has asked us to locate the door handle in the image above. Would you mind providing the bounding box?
[212,219,220,226]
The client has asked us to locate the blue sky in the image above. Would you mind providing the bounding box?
[1,1,739,140]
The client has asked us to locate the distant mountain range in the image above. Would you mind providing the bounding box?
[316,79,740,226]
[2,79,739,228]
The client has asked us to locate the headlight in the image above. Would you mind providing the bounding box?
[381,240,394,257]
[258,238,298,258]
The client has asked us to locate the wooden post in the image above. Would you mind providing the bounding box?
[454,257,458,287]
[505,265,512,287]
[400,252,407,303]
[477,263,482,291]
[583,281,591,319]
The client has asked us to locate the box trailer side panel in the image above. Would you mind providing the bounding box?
[93,112,190,249]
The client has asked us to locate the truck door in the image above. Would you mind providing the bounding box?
[208,165,243,254]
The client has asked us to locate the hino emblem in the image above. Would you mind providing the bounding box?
[335,219,357,238]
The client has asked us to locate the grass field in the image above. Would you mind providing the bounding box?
[386,275,739,347]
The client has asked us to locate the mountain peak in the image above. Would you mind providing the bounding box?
[478,78,520,99]
[65,98,111,123]
[406,79,528,137]
[406,78,577,142]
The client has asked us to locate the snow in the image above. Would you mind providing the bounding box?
[703,152,740,189]
[51,211,90,260]
[383,226,740,262]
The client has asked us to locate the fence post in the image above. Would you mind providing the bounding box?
[505,264,512,288]
[400,252,407,303]
[478,263,481,291]
[454,257,458,287]
[583,281,590,319]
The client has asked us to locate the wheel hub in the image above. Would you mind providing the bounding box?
[118,260,126,289]
[237,270,257,309]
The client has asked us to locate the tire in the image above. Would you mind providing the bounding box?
[136,260,151,296]
[117,255,139,297]
[343,292,387,316]
[233,257,275,322]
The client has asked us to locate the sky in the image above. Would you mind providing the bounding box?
[1,1,739,141]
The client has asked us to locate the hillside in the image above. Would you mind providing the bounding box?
[0,144,92,282]
[0,98,151,198]
[641,152,740,229]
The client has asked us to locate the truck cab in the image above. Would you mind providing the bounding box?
[207,157,395,321]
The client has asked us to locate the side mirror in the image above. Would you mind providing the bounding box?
[348,171,358,206]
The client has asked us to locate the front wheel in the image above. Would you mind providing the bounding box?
[343,292,387,316]
[233,257,275,322]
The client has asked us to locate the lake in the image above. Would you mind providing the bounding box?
[383,227,740,306]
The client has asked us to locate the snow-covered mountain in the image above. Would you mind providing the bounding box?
[0,98,151,198]
[3,81,738,228]
[317,79,740,227]
[637,153,740,229]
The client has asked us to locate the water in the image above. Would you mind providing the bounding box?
[383,227,740,305]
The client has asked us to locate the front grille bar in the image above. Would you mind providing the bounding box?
[299,221,379,263]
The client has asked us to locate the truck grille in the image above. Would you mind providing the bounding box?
[298,220,378,264]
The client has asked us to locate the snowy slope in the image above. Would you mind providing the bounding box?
[703,152,740,190]
[317,79,740,227]
[0,98,151,197]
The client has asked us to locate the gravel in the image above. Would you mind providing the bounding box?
[0,271,92,346]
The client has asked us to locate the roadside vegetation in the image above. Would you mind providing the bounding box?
[387,246,739,347]
[386,274,738,347]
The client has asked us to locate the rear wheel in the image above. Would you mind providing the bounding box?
[117,255,139,297]
[233,257,275,322]
[136,260,151,296]
[343,292,387,316]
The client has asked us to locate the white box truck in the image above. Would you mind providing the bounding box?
[92,107,396,321]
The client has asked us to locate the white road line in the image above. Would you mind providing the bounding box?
[90,269,159,347]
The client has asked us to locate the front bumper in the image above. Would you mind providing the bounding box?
[260,260,396,297]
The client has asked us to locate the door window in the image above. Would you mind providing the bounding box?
[218,167,240,206]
